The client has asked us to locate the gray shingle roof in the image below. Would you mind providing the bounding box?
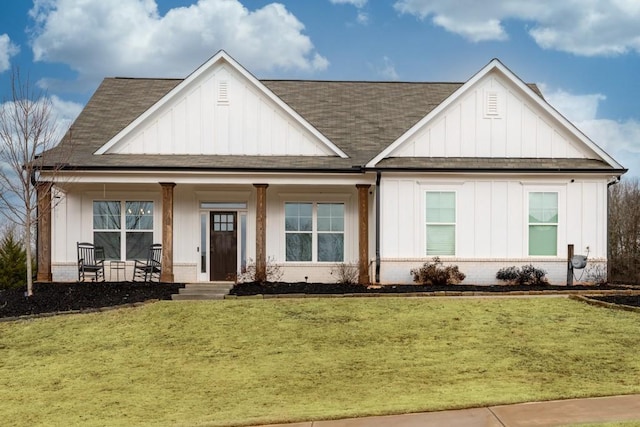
[41,77,620,173]
[376,157,614,171]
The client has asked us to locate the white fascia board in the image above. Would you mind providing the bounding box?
[45,170,374,186]
[94,50,348,159]
[366,59,624,170]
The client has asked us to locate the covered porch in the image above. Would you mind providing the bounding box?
[37,173,376,285]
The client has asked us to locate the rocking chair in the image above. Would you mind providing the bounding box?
[77,242,105,282]
[133,243,162,283]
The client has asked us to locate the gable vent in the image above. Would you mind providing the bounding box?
[218,81,229,105]
[484,90,501,118]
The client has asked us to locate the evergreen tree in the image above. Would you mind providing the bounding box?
[0,228,28,289]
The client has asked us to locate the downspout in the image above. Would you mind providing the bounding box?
[606,176,620,282]
[375,171,381,283]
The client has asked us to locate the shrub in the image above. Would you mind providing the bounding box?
[237,257,284,283]
[0,228,28,289]
[584,264,607,285]
[331,263,359,284]
[496,264,548,286]
[410,257,466,286]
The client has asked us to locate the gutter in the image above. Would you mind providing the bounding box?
[375,171,381,283]
[37,165,369,174]
[372,167,629,175]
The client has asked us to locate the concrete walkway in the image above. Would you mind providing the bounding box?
[257,394,640,427]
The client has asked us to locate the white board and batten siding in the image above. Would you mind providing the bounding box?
[390,72,595,160]
[105,65,333,157]
[380,175,608,285]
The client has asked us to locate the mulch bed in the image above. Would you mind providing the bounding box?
[230,282,632,295]
[589,294,640,307]
[1,282,638,320]
[0,282,184,319]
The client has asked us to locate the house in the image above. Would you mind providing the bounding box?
[35,51,625,285]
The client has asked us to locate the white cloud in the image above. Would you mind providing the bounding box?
[357,10,369,25]
[379,56,399,80]
[330,0,367,7]
[367,56,399,80]
[49,95,83,140]
[579,118,640,175]
[0,34,19,73]
[542,85,639,175]
[393,0,640,55]
[541,85,606,123]
[28,0,328,87]
[330,0,369,25]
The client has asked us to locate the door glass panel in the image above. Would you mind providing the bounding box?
[212,214,236,232]
[240,213,247,271]
[200,202,247,210]
[200,213,207,273]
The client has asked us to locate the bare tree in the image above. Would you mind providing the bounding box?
[608,177,640,284]
[0,68,63,296]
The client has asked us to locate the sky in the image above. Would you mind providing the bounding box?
[0,0,639,175]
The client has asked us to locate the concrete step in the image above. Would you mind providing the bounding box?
[181,284,234,291]
[178,288,230,295]
[171,293,226,301]
[171,282,235,301]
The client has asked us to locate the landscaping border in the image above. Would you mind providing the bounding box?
[225,289,640,299]
[0,299,159,323]
[569,295,640,313]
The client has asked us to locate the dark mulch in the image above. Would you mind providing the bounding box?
[2,282,638,320]
[0,282,184,319]
[590,295,640,308]
[230,282,631,295]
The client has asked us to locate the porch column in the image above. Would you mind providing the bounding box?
[254,184,269,282]
[356,184,371,285]
[36,182,53,282]
[160,182,176,282]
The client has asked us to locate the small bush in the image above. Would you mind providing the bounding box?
[331,263,359,284]
[410,257,466,286]
[496,264,548,286]
[237,257,284,283]
[584,264,607,285]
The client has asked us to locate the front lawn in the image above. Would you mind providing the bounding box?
[1,298,639,426]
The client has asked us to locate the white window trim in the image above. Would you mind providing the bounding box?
[280,193,351,263]
[85,191,160,259]
[92,199,156,261]
[284,201,346,263]
[524,186,566,258]
[198,207,249,282]
[424,190,457,257]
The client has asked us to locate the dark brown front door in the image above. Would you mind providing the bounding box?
[210,212,237,281]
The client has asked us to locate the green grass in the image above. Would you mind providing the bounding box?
[1,297,639,426]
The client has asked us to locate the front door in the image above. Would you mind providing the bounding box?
[210,212,237,281]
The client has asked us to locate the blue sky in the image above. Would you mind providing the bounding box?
[1,0,639,175]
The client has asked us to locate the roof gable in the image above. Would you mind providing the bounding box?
[95,51,347,158]
[367,59,624,170]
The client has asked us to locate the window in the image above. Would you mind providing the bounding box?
[285,202,344,262]
[529,192,557,256]
[317,203,344,262]
[425,192,456,256]
[93,201,154,260]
